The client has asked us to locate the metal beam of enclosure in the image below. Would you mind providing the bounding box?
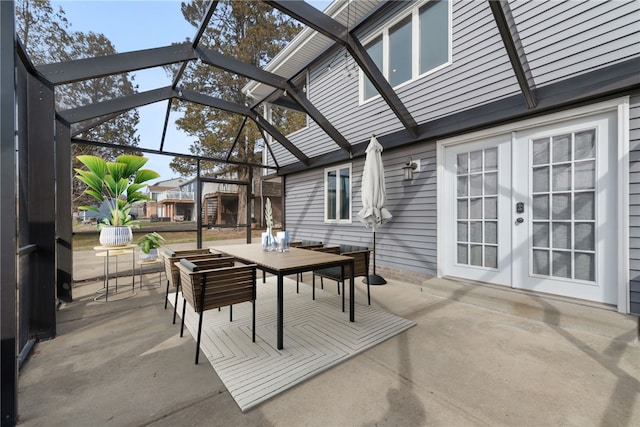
[1,1,18,424]
[178,89,309,165]
[72,137,277,170]
[71,112,122,137]
[488,0,537,109]
[160,0,218,151]
[284,81,352,155]
[35,43,197,85]
[59,86,175,123]
[226,116,248,162]
[266,0,419,137]
[197,46,352,156]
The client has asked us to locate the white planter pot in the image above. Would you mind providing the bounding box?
[99,226,132,247]
[139,248,159,261]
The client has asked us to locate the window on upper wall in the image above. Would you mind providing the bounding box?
[325,164,352,223]
[361,0,451,102]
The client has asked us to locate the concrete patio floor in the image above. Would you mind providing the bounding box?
[16,241,640,426]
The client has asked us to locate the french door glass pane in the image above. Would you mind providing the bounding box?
[485,148,498,170]
[552,134,571,162]
[575,130,595,160]
[552,223,571,249]
[485,197,497,219]
[470,245,483,266]
[469,198,482,219]
[532,249,550,275]
[532,195,549,220]
[485,246,498,268]
[575,161,595,189]
[532,223,549,247]
[574,223,594,251]
[470,150,483,173]
[485,221,497,244]
[469,222,482,243]
[470,175,482,196]
[574,192,594,220]
[533,167,549,192]
[457,244,468,264]
[552,164,572,191]
[530,128,597,282]
[552,251,571,278]
[575,252,595,281]
[457,222,468,241]
[533,138,550,165]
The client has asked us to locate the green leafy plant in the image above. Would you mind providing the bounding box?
[137,232,165,254]
[75,154,160,229]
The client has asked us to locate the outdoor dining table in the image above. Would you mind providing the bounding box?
[208,243,355,350]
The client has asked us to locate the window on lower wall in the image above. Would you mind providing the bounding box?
[325,163,352,223]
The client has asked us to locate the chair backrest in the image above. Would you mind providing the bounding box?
[175,257,235,291]
[311,246,340,255]
[163,248,217,286]
[293,240,323,249]
[177,261,257,313]
[339,245,370,278]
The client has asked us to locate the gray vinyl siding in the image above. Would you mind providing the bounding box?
[285,143,438,277]
[629,94,640,315]
[511,0,640,86]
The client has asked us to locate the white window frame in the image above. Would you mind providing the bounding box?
[324,163,352,224]
[360,0,452,104]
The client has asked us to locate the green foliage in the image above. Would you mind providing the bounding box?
[137,232,165,254]
[75,155,160,228]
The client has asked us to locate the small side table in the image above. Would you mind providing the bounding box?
[137,258,163,289]
[94,244,137,302]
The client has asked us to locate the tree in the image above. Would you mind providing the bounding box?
[16,0,141,211]
[171,0,304,225]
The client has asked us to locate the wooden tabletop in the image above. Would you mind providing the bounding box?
[209,243,352,274]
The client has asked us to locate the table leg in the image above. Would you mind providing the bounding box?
[349,259,354,322]
[106,250,110,302]
[132,250,135,291]
[277,274,283,350]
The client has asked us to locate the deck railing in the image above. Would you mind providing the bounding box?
[157,191,194,202]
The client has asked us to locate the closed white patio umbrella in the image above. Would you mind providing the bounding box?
[357,135,392,285]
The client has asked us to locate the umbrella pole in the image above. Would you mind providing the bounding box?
[365,230,387,285]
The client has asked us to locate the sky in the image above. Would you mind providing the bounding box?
[51,0,333,182]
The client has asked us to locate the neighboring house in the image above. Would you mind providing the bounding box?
[143,172,282,226]
[145,178,190,221]
[244,0,640,315]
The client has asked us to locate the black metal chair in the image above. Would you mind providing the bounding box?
[313,245,371,311]
[290,240,324,287]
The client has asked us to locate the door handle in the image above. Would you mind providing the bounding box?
[516,217,524,224]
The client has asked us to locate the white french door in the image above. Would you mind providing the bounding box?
[440,111,618,304]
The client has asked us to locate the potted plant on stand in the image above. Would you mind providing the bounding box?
[75,154,160,247]
[137,232,165,261]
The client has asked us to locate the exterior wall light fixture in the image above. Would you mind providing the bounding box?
[402,158,420,181]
